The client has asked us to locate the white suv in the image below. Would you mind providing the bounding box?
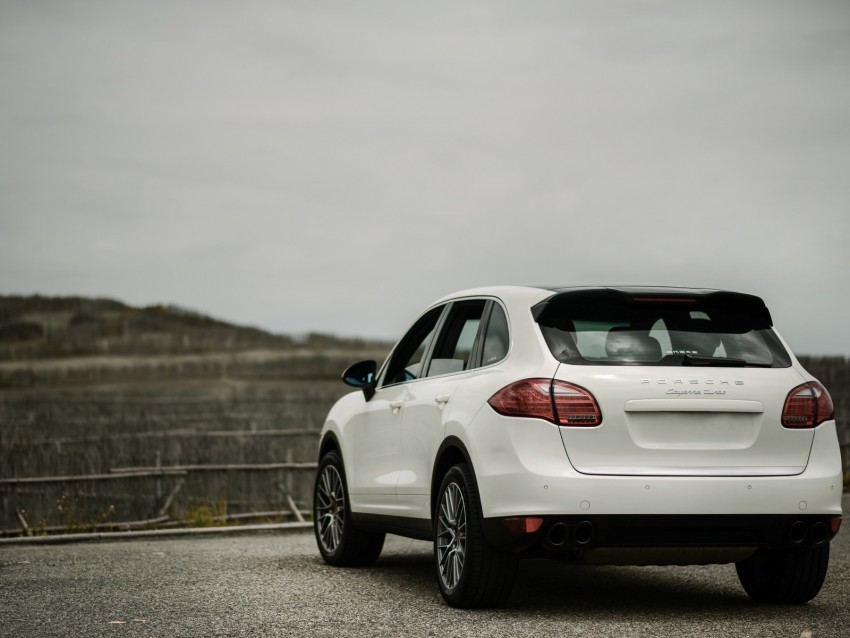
[313,286,843,607]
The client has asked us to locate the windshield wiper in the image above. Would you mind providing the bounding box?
[682,355,747,367]
[682,355,773,368]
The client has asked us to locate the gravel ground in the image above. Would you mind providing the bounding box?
[2,495,848,638]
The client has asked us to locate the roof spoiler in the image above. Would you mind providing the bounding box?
[531,289,773,328]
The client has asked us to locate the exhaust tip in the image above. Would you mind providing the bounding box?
[546,523,571,547]
[789,520,808,544]
[811,521,828,545]
[574,521,595,546]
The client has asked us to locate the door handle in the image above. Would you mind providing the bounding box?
[435,395,451,404]
[389,400,404,414]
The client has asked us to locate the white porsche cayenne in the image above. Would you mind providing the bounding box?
[313,286,843,608]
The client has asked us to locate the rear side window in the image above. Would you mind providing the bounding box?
[535,290,791,368]
[426,300,486,377]
[481,303,509,366]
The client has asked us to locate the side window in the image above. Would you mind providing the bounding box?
[382,306,444,386]
[426,300,487,377]
[481,303,509,366]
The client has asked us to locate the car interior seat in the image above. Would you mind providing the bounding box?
[605,326,662,362]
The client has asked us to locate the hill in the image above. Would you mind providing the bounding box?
[0,295,386,361]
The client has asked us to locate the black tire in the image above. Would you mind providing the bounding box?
[313,451,385,566]
[434,463,517,608]
[736,543,830,604]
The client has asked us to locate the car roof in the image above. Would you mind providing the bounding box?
[432,286,553,306]
[544,285,724,295]
[435,285,728,305]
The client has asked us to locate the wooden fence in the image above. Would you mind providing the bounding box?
[1,427,323,537]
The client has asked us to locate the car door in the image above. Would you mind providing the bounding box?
[396,299,489,519]
[347,305,445,513]
[346,383,408,508]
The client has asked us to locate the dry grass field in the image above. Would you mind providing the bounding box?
[0,296,388,535]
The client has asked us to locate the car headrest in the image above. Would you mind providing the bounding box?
[605,327,662,362]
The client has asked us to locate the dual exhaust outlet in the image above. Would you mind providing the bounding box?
[543,519,829,550]
[790,520,829,545]
[545,521,595,549]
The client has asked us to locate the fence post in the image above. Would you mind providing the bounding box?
[285,448,295,496]
[155,451,162,501]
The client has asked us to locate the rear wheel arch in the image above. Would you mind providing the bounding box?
[431,437,475,518]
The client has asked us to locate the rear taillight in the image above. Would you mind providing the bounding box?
[488,379,602,427]
[552,382,602,426]
[488,378,555,422]
[781,381,834,428]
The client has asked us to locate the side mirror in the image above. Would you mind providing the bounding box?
[342,360,377,400]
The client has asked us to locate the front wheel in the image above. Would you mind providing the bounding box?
[313,451,384,566]
[736,543,830,604]
[434,463,517,608]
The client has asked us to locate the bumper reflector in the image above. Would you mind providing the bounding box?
[503,517,544,534]
[830,516,842,534]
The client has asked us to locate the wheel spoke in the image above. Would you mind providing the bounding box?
[330,519,340,548]
[316,490,332,509]
[440,499,453,526]
[455,540,465,563]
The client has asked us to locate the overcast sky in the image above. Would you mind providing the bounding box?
[1,1,849,354]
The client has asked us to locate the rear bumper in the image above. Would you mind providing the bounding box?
[469,419,844,518]
[471,418,844,562]
[483,513,842,556]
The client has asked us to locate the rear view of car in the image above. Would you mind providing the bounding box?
[314,286,843,607]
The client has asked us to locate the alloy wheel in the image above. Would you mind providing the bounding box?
[315,464,345,554]
[436,482,467,590]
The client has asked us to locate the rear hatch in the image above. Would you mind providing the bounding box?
[552,365,810,476]
[535,287,812,477]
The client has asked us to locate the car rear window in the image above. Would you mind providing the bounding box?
[534,290,792,368]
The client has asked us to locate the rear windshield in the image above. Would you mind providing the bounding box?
[534,290,791,368]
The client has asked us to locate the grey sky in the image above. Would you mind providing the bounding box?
[1,1,849,354]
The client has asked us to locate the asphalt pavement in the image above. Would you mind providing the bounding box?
[2,495,848,638]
